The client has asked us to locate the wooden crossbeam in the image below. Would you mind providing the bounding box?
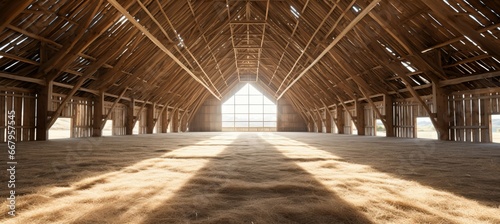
[275,2,339,95]
[439,71,500,87]
[421,0,500,57]
[107,0,221,100]
[47,27,137,129]
[0,1,31,32]
[277,0,381,100]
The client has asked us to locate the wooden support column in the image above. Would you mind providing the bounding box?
[356,100,365,136]
[433,83,450,140]
[384,95,395,137]
[480,94,492,142]
[36,82,52,141]
[336,105,345,134]
[161,108,169,133]
[172,109,179,133]
[325,110,332,133]
[126,99,135,135]
[92,91,104,137]
[180,112,188,132]
[146,103,155,134]
[315,111,323,133]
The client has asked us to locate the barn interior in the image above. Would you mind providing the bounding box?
[1,0,500,223]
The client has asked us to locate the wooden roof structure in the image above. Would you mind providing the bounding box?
[1,0,499,133]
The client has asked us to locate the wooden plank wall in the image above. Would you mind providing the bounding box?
[277,98,307,132]
[364,105,375,136]
[0,91,36,142]
[137,107,147,134]
[343,109,353,135]
[449,92,500,143]
[393,100,417,138]
[154,106,162,133]
[190,96,222,132]
[103,102,127,136]
[72,100,93,138]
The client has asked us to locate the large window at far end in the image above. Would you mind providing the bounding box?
[222,83,277,131]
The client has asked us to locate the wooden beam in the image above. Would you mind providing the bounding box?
[421,23,500,53]
[277,0,381,99]
[439,71,500,87]
[39,0,103,80]
[0,0,32,32]
[421,0,500,57]
[160,107,169,133]
[275,2,339,95]
[35,81,51,141]
[92,91,105,137]
[107,0,221,100]
[355,100,365,136]
[46,27,137,129]
[0,72,45,85]
[171,108,179,133]
[433,82,450,140]
[384,95,394,137]
[146,103,155,134]
[335,103,345,134]
[126,99,135,135]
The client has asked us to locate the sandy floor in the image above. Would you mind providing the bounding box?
[1,132,499,223]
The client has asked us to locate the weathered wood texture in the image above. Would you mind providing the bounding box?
[190,96,222,132]
[0,0,499,142]
[277,98,307,132]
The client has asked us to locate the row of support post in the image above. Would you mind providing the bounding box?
[35,85,184,140]
[307,95,398,138]
[309,89,452,141]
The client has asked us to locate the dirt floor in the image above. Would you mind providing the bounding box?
[1,132,499,223]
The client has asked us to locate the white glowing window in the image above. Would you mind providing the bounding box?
[222,83,277,128]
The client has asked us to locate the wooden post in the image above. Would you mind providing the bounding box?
[146,103,155,134]
[384,95,395,137]
[126,98,135,135]
[356,100,365,136]
[480,94,492,142]
[36,82,52,141]
[433,83,450,140]
[161,108,169,133]
[316,112,323,133]
[325,109,332,133]
[172,109,179,133]
[92,91,104,137]
[180,111,188,132]
[336,105,345,134]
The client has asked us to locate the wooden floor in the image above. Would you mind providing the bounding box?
[1,133,500,223]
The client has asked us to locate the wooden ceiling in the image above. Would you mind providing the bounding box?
[1,0,499,115]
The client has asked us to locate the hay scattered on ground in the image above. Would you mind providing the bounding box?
[1,132,499,223]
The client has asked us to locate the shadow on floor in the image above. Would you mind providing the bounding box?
[279,133,500,207]
[0,133,210,196]
[119,133,374,223]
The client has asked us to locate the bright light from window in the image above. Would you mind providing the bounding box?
[290,5,300,19]
[118,15,127,25]
[352,5,362,13]
[177,34,185,48]
[401,61,417,72]
[222,83,277,131]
